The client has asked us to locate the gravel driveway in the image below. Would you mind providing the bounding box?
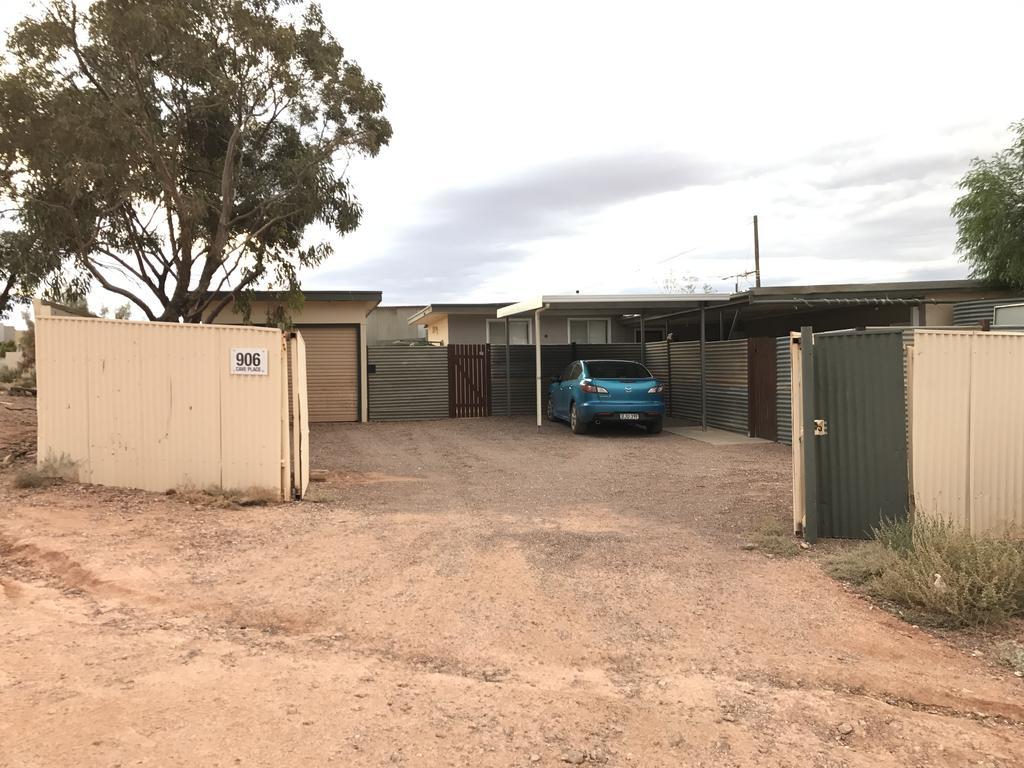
[2,411,1022,767]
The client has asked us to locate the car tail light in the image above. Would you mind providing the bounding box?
[647,384,664,393]
[580,379,608,394]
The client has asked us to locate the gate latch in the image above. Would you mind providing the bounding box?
[813,419,828,436]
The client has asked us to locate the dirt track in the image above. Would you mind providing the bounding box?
[1,406,1023,767]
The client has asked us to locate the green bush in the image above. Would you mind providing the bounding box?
[824,518,1024,627]
[0,366,16,383]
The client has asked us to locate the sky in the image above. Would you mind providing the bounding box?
[3,0,1024,317]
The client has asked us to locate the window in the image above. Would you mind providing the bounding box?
[568,318,610,344]
[487,319,530,345]
[585,360,652,379]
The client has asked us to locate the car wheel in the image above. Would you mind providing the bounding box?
[570,402,587,434]
[647,417,663,435]
[546,398,557,422]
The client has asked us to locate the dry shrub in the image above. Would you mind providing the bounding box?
[826,518,1024,627]
[824,541,899,585]
[171,485,280,508]
[993,640,1024,676]
[13,454,78,488]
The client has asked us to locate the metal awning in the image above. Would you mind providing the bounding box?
[496,294,721,318]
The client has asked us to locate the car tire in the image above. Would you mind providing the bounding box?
[647,417,663,435]
[546,398,557,422]
[570,402,587,434]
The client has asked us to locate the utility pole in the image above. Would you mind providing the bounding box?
[753,214,761,287]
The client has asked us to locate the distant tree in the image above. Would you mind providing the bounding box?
[659,269,715,294]
[0,231,60,320]
[0,0,391,323]
[952,122,1024,289]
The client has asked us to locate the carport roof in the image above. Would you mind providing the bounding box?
[496,294,720,318]
[408,303,508,325]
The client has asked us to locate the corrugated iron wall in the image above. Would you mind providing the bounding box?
[952,298,1024,326]
[775,336,792,445]
[668,339,748,433]
[36,315,289,496]
[644,341,670,411]
[669,340,699,420]
[367,346,449,420]
[706,340,749,433]
[911,330,1024,533]
[811,331,909,539]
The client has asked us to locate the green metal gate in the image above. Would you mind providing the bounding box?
[804,329,909,540]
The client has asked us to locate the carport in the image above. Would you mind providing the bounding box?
[496,294,725,428]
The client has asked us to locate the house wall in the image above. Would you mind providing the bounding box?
[1,324,16,343]
[426,315,450,345]
[214,298,375,422]
[0,350,23,371]
[431,312,632,345]
[367,306,425,345]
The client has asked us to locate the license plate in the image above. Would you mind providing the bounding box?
[619,413,640,421]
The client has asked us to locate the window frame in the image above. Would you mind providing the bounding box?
[567,317,612,345]
[486,318,532,345]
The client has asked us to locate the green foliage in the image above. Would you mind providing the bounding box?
[824,541,899,585]
[952,121,1024,289]
[0,366,16,383]
[0,1,391,322]
[825,518,1024,627]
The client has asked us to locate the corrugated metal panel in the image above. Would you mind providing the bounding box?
[706,340,749,433]
[912,330,1024,533]
[644,341,670,410]
[666,339,748,433]
[952,298,1024,326]
[776,336,792,444]
[576,343,643,361]
[299,326,359,422]
[813,331,908,538]
[967,333,1024,533]
[367,346,448,420]
[669,340,699,421]
[36,315,287,496]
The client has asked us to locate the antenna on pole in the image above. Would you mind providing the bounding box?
[753,214,761,287]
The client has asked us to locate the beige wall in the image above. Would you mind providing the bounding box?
[36,313,291,497]
[911,330,1024,534]
[425,315,449,345]
[215,298,374,422]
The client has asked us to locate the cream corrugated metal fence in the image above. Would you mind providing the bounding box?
[36,313,295,498]
[911,330,1024,534]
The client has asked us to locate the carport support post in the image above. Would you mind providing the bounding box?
[535,308,544,429]
[699,304,707,431]
[800,326,818,544]
[639,315,646,362]
[504,317,511,416]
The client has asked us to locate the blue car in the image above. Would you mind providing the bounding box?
[547,359,665,435]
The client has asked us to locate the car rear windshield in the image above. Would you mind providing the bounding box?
[585,361,653,379]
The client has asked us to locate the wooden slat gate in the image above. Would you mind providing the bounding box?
[448,344,491,417]
[748,337,778,440]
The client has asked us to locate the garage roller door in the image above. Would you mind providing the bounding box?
[298,326,359,422]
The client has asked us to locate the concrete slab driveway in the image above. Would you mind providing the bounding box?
[2,412,1022,767]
